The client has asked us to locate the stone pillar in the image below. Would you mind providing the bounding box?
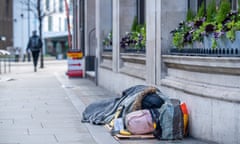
[96,0,101,61]
[160,0,187,79]
[85,0,96,56]
[156,0,162,85]
[72,0,77,50]
[112,0,120,72]
[146,0,157,84]
[96,0,112,57]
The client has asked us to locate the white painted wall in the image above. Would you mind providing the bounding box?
[13,0,37,57]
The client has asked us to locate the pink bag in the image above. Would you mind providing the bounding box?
[125,110,155,134]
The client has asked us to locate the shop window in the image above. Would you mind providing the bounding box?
[137,0,145,25]
[198,0,206,11]
[5,0,9,16]
[187,0,206,14]
[230,0,237,10]
[59,17,61,31]
[188,0,238,14]
[48,16,53,31]
[69,0,73,14]
[59,0,63,12]
[64,18,67,31]
[53,0,56,12]
[46,0,50,11]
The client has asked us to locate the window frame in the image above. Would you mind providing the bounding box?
[230,0,238,10]
[59,0,63,12]
[48,16,53,31]
[46,0,50,11]
[137,0,145,25]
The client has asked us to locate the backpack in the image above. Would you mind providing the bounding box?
[30,36,41,51]
[125,109,155,135]
[153,99,184,140]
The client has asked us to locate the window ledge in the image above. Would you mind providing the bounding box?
[162,55,240,103]
[100,52,112,70]
[102,52,112,60]
[163,55,240,75]
[119,53,146,79]
[161,76,240,103]
[120,53,146,64]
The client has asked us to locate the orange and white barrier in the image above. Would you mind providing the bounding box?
[66,51,83,77]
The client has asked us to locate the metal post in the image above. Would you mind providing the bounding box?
[28,0,31,62]
[8,56,11,72]
[0,58,2,74]
[4,57,6,73]
[27,0,31,62]
[95,57,98,86]
[28,0,30,41]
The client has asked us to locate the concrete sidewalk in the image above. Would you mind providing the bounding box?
[0,60,213,144]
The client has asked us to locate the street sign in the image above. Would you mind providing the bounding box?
[66,50,83,77]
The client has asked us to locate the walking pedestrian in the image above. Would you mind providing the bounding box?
[26,30,42,72]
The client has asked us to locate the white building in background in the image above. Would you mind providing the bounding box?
[13,0,73,60]
[42,0,73,59]
[13,0,37,58]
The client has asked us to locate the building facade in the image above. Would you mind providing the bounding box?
[13,0,73,59]
[43,0,73,59]
[13,0,37,58]
[73,0,240,143]
[0,0,13,50]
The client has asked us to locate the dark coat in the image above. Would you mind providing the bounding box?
[27,35,42,51]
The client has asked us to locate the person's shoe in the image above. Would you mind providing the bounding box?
[34,67,37,72]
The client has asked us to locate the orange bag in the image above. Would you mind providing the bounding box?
[180,103,189,136]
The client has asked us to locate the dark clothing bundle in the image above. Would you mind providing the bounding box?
[82,85,185,140]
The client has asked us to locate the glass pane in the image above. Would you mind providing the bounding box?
[232,0,237,10]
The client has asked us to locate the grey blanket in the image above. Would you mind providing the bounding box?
[81,85,150,125]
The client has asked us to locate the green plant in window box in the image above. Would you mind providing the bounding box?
[102,31,112,50]
[206,0,217,22]
[192,29,204,48]
[172,31,184,48]
[225,20,240,42]
[216,0,231,24]
[134,27,146,50]
[197,2,205,19]
[171,20,195,48]
[120,17,146,52]
[170,0,240,51]
[226,21,236,41]
[212,38,217,49]
[193,20,206,42]
[187,9,195,22]
[140,26,146,49]
[131,16,138,32]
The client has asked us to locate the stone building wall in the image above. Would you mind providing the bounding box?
[0,0,13,50]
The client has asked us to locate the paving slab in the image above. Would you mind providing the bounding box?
[0,61,98,144]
